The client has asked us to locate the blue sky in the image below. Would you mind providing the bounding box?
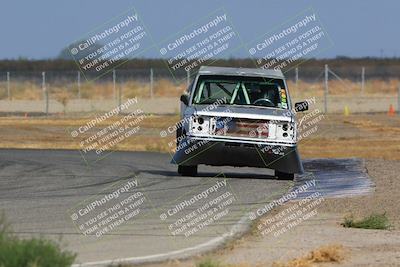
[0,0,397,59]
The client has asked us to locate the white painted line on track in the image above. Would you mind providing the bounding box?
[72,214,250,267]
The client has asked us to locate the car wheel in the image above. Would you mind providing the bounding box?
[275,170,294,180]
[178,165,198,176]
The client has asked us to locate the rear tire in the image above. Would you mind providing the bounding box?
[275,170,294,180]
[178,165,198,176]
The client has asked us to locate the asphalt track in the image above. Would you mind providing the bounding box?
[0,149,374,266]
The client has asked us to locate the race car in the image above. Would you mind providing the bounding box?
[172,66,309,180]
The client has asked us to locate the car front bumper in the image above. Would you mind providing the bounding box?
[171,136,304,174]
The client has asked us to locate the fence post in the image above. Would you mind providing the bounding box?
[112,69,116,101]
[118,82,122,112]
[398,83,400,115]
[324,64,328,113]
[361,66,365,94]
[77,71,81,99]
[150,68,154,99]
[186,69,190,87]
[295,67,298,89]
[42,71,48,116]
[6,71,10,100]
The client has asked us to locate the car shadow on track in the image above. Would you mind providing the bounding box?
[143,169,277,180]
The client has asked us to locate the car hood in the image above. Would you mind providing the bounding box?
[191,105,293,122]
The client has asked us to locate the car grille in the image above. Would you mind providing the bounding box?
[214,118,269,139]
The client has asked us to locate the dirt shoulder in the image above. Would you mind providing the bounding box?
[0,114,399,161]
[144,159,400,267]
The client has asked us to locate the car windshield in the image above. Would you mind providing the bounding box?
[192,75,289,109]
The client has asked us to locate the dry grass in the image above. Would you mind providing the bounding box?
[0,114,398,158]
[226,264,258,267]
[0,115,178,128]
[272,245,345,267]
[0,115,177,153]
[175,245,345,267]
[298,113,400,160]
[287,79,400,99]
[0,79,185,101]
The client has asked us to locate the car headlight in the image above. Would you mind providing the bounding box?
[278,122,295,140]
[189,116,211,135]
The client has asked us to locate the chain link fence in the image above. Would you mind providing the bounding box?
[0,66,399,115]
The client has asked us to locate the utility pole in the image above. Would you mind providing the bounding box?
[42,72,48,116]
[361,66,365,94]
[6,72,10,100]
[398,83,400,115]
[118,82,122,112]
[186,69,190,87]
[324,64,328,113]
[150,68,154,99]
[295,67,299,89]
[112,69,116,101]
[77,71,81,99]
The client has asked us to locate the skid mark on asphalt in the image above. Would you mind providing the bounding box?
[294,158,375,198]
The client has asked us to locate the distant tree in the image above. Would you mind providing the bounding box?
[336,55,350,60]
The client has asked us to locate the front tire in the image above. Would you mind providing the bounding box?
[176,127,186,147]
[178,165,198,176]
[275,170,294,180]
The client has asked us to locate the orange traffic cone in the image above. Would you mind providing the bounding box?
[388,104,395,116]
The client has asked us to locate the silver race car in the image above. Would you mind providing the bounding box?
[172,66,309,179]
